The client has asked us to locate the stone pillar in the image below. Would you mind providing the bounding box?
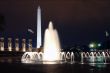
[0,37,4,51]
[15,38,19,51]
[8,38,12,51]
[28,39,32,52]
[22,39,26,52]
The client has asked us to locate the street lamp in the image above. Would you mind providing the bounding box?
[89,42,102,51]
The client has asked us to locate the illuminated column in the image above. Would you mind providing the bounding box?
[0,37,4,51]
[15,38,19,51]
[8,38,12,51]
[28,39,32,52]
[22,39,26,52]
[37,6,42,48]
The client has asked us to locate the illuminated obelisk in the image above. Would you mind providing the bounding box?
[37,6,42,48]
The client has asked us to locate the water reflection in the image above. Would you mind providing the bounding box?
[89,63,106,68]
[0,58,110,73]
[0,57,21,63]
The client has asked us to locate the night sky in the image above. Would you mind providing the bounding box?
[0,0,110,48]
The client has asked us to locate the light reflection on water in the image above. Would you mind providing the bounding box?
[89,63,106,68]
[0,58,110,73]
[0,57,110,68]
[0,57,109,68]
[0,57,21,63]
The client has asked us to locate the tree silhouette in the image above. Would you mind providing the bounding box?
[0,15,5,31]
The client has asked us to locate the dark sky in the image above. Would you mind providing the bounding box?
[0,0,110,48]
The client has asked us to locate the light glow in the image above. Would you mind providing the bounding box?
[89,43,94,48]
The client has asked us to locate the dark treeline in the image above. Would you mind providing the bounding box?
[0,14,5,31]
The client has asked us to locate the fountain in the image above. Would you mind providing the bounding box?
[21,24,110,64]
[80,51,110,64]
[43,21,61,62]
[21,21,62,64]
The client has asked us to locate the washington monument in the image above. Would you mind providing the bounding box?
[37,6,42,48]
